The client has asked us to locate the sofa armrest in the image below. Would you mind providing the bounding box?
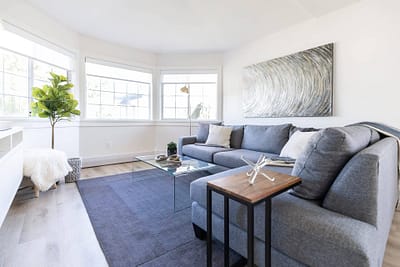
[321,137,398,267]
[178,136,197,155]
[272,194,378,267]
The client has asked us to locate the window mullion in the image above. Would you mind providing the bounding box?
[28,58,33,116]
[174,84,177,119]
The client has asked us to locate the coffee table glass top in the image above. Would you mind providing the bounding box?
[136,155,215,176]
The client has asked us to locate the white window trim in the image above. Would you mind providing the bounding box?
[83,57,154,121]
[3,20,75,60]
[158,67,222,122]
[85,57,153,75]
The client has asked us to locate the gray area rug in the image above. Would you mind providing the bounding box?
[77,169,241,267]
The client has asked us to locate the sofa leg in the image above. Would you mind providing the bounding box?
[192,223,207,240]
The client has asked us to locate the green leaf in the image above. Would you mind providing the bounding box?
[71,109,80,115]
[30,72,80,126]
[38,112,50,118]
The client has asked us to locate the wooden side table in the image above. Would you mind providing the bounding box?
[206,170,301,267]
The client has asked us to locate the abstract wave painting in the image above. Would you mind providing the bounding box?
[243,43,333,117]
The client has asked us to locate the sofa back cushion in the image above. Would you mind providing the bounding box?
[225,125,244,149]
[290,126,373,200]
[241,124,292,154]
[322,137,398,226]
[196,122,222,143]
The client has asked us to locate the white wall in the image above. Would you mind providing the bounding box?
[157,53,223,68]
[223,0,400,128]
[79,121,156,166]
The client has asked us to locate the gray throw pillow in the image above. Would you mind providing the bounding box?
[241,124,292,154]
[224,125,244,149]
[290,126,373,200]
[196,122,222,143]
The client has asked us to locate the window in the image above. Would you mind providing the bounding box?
[161,72,218,120]
[0,27,72,117]
[85,60,152,120]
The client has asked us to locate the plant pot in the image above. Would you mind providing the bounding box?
[167,148,177,156]
[65,157,82,183]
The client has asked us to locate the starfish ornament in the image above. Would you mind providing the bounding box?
[241,155,275,185]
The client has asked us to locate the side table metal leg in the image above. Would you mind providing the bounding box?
[224,196,229,267]
[207,187,212,267]
[265,198,272,267]
[247,204,254,267]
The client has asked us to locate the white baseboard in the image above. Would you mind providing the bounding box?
[82,151,155,168]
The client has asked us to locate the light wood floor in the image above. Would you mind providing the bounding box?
[0,162,399,267]
[79,161,151,179]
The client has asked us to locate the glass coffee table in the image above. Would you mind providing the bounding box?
[136,155,224,212]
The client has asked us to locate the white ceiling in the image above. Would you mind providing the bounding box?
[25,0,359,53]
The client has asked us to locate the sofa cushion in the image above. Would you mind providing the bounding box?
[196,122,222,143]
[225,125,244,149]
[181,144,230,163]
[280,131,317,159]
[291,126,373,200]
[241,124,292,154]
[206,125,232,148]
[345,123,381,145]
[213,149,279,169]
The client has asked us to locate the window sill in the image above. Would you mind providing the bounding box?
[0,117,222,128]
[81,119,153,123]
[156,119,221,123]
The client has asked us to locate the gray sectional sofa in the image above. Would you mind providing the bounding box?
[178,123,399,266]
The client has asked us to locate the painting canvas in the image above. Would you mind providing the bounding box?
[243,43,333,117]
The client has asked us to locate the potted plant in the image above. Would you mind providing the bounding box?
[167,142,177,156]
[31,72,80,149]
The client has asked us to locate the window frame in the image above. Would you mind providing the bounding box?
[159,68,222,122]
[83,58,154,121]
[0,47,72,119]
[0,23,75,119]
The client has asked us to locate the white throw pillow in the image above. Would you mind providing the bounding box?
[280,131,317,159]
[206,125,233,148]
